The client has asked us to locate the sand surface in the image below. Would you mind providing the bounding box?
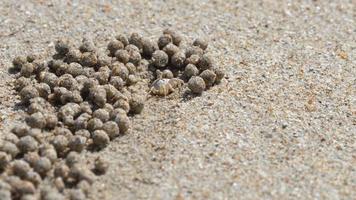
[0,0,355,199]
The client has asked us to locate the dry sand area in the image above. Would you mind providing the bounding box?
[0,0,355,199]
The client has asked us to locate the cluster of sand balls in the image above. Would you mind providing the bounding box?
[0,29,224,200]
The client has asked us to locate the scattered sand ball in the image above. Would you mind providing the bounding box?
[197,54,213,71]
[17,136,38,153]
[12,160,31,178]
[79,38,96,53]
[129,33,143,51]
[26,112,46,129]
[33,157,52,176]
[163,43,180,57]
[14,77,32,92]
[6,176,35,196]
[188,76,206,94]
[20,86,39,104]
[114,113,131,134]
[92,130,110,149]
[55,39,71,55]
[20,63,34,77]
[142,38,158,57]
[184,64,199,79]
[93,157,109,175]
[69,164,95,184]
[213,68,225,83]
[54,177,65,192]
[93,109,110,122]
[115,34,129,46]
[0,152,11,171]
[199,69,216,88]
[45,114,58,129]
[65,49,82,63]
[25,171,42,186]
[185,46,204,58]
[107,40,124,56]
[162,69,174,79]
[39,145,58,163]
[74,130,91,139]
[193,38,209,50]
[23,152,40,167]
[152,50,169,68]
[129,94,145,114]
[12,56,28,71]
[102,121,120,139]
[51,135,69,153]
[68,189,86,200]
[54,163,70,179]
[89,86,107,107]
[115,49,130,64]
[35,83,51,98]
[111,63,129,80]
[39,72,59,89]
[163,28,182,46]
[11,124,30,138]
[68,135,87,152]
[81,52,97,67]
[158,34,172,49]
[113,99,130,113]
[171,51,186,68]
[87,118,103,132]
[66,152,81,167]
[21,194,37,200]
[0,141,19,158]
[40,186,65,200]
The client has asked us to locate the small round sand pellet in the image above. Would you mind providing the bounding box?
[0,152,11,171]
[184,64,199,79]
[197,54,213,71]
[93,157,109,175]
[163,43,180,57]
[12,160,31,178]
[158,34,172,49]
[199,69,216,87]
[188,76,206,94]
[152,50,168,68]
[163,28,182,46]
[13,56,28,71]
[51,135,68,153]
[81,52,97,67]
[55,39,71,55]
[102,121,120,139]
[87,118,103,132]
[114,114,130,134]
[142,38,158,57]
[129,33,143,51]
[20,86,39,104]
[107,40,124,56]
[115,49,130,64]
[193,38,209,50]
[17,136,38,153]
[68,135,87,152]
[11,124,30,138]
[115,34,129,46]
[92,130,110,149]
[34,157,52,176]
[171,51,186,68]
[20,63,34,77]
[65,49,82,63]
[1,141,20,158]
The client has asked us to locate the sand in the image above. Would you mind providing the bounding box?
[0,0,355,199]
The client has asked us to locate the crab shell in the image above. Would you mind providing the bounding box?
[150,79,173,96]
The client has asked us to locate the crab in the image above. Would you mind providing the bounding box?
[150,78,184,96]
